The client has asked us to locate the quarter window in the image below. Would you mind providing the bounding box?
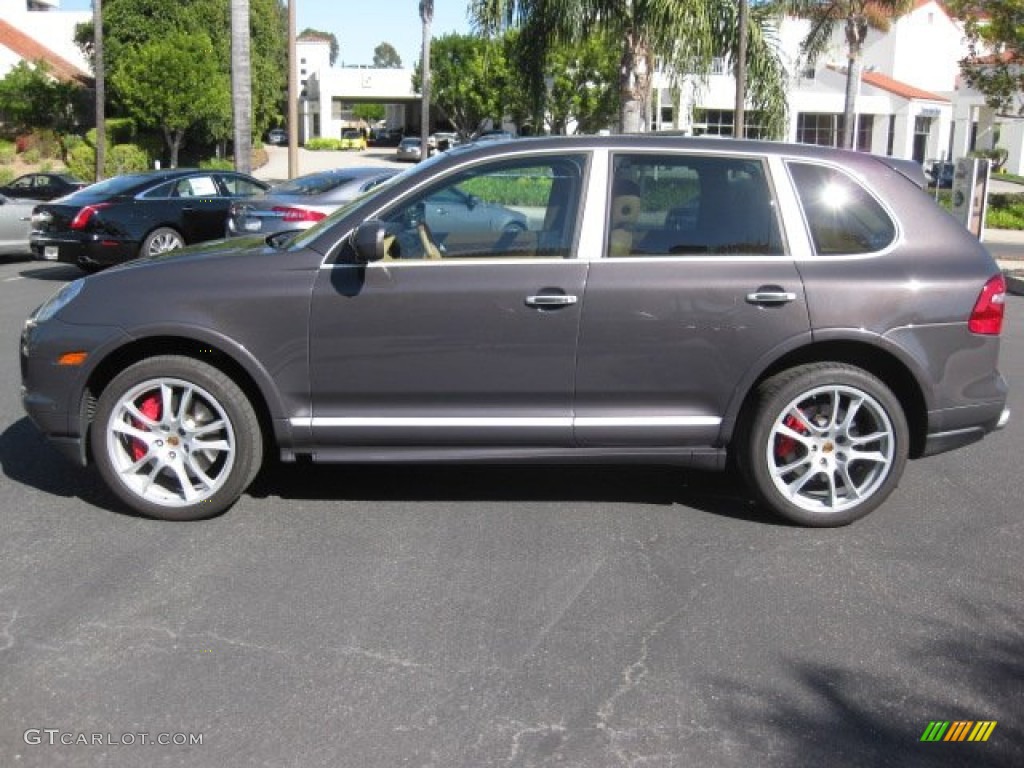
[378,156,585,260]
[788,162,896,255]
[606,154,784,257]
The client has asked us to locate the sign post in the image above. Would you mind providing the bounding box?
[950,157,991,240]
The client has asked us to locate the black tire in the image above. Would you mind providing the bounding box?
[140,227,184,257]
[91,355,263,521]
[737,363,909,527]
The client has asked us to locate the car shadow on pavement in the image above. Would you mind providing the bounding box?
[0,417,128,516]
[19,264,84,282]
[248,460,789,526]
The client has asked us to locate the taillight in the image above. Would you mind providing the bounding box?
[70,203,111,230]
[272,206,326,223]
[968,275,1006,335]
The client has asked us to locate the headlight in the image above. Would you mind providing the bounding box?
[32,278,85,324]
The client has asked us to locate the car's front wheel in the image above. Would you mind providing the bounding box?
[738,363,909,527]
[91,356,263,521]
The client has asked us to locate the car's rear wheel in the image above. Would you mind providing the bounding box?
[91,356,263,521]
[141,227,184,257]
[738,363,909,527]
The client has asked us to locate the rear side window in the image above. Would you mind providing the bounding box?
[788,162,896,255]
[607,154,784,256]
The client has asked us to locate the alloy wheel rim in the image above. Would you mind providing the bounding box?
[105,377,236,507]
[149,233,182,255]
[766,384,895,514]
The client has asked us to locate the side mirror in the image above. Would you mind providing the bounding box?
[466,194,480,210]
[348,220,387,263]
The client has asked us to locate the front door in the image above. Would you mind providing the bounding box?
[307,153,590,450]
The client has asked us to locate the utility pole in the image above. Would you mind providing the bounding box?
[92,0,105,180]
[419,0,433,162]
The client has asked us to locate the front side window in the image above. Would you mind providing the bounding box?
[606,154,784,257]
[788,162,897,255]
[377,156,586,261]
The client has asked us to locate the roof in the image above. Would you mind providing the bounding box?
[861,70,949,102]
[825,65,949,102]
[0,18,90,84]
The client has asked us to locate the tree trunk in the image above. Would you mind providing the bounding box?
[93,0,106,180]
[842,55,860,150]
[619,30,650,134]
[419,1,434,162]
[734,0,749,139]
[231,0,252,174]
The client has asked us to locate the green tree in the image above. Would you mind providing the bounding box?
[471,0,789,137]
[544,34,619,134]
[352,103,386,122]
[781,0,913,148]
[75,0,287,152]
[413,33,509,138]
[948,0,1024,115]
[300,27,339,65]
[373,42,402,68]
[110,32,229,167]
[0,61,87,145]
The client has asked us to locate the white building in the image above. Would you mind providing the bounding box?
[0,0,91,82]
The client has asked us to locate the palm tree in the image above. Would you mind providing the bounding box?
[420,0,434,161]
[92,0,105,181]
[781,0,913,149]
[231,0,252,174]
[470,0,789,137]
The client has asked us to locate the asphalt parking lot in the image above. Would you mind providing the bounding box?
[0,193,1022,767]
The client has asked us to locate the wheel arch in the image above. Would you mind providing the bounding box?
[723,339,930,459]
[79,334,289,464]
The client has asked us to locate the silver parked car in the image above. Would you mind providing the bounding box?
[21,136,1010,525]
[226,167,397,238]
[0,193,35,256]
[396,136,428,162]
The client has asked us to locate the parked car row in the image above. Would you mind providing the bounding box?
[20,136,1009,528]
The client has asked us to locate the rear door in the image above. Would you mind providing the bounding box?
[573,150,811,448]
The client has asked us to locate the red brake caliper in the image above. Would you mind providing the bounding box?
[131,393,162,461]
[775,414,806,460]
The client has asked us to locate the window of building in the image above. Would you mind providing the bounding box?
[788,162,896,255]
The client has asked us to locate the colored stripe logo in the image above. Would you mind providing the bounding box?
[920,721,997,742]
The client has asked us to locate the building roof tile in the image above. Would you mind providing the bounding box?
[0,18,90,84]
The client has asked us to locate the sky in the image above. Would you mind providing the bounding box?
[57,0,473,69]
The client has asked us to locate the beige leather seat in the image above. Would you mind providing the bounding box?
[608,179,642,257]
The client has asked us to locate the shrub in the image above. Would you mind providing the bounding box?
[86,118,137,147]
[0,167,14,185]
[22,147,40,164]
[0,141,15,164]
[106,143,150,175]
[67,143,95,181]
[199,157,234,170]
[304,137,344,151]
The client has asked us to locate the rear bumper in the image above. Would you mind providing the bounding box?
[30,233,136,268]
[921,405,1010,457]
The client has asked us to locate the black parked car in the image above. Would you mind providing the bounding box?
[29,169,268,271]
[21,136,1009,525]
[0,172,88,201]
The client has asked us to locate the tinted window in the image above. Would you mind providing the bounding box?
[140,181,176,199]
[607,154,783,256]
[788,162,896,255]
[378,156,586,261]
[217,175,266,197]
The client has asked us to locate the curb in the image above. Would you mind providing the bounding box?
[1005,269,1024,296]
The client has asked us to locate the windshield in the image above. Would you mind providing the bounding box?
[286,153,447,251]
[271,172,357,196]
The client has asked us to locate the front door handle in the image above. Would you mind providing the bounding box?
[746,286,797,306]
[525,294,578,308]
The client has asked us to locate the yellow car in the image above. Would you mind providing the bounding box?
[339,129,367,151]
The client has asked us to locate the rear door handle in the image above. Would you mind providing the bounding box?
[525,294,578,308]
[746,287,797,306]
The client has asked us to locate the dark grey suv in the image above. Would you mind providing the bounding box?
[20,136,1010,525]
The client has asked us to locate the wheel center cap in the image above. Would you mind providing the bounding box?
[167,435,180,447]
[822,441,835,454]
